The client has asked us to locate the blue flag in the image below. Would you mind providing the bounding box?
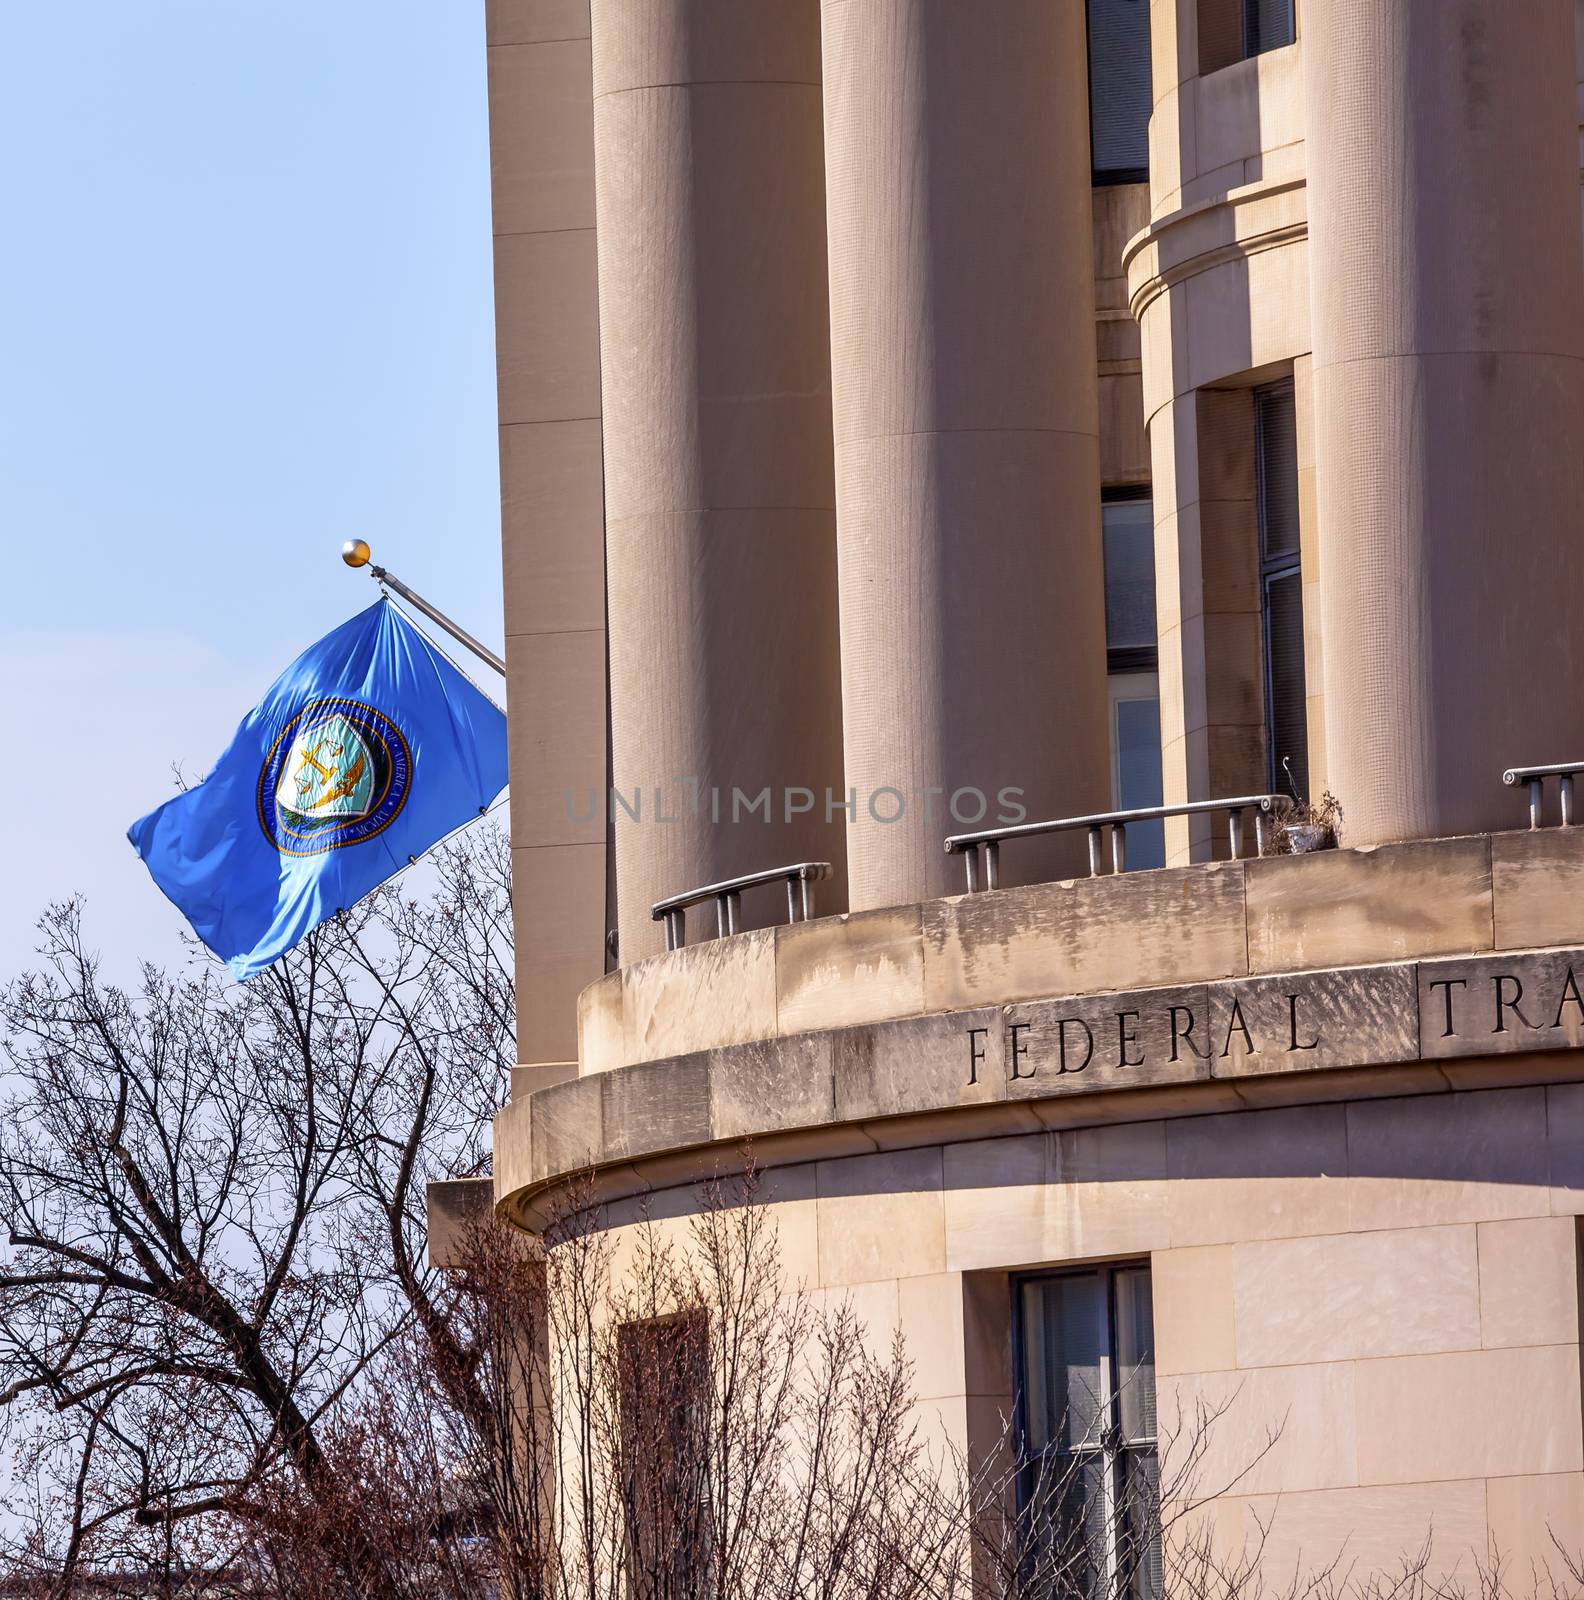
[128,598,509,979]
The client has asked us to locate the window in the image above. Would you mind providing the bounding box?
[1015,1265,1160,1599]
[1087,0,1152,184]
[618,1311,710,1592]
[1254,379,1307,800]
[1243,0,1296,56]
[1111,677,1163,858]
[1197,0,1293,74]
[1102,493,1165,868]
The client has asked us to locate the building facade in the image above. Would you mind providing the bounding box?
[458,0,1584,1576]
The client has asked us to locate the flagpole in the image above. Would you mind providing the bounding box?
[340,540,507,676]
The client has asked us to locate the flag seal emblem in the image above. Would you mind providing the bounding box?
[257,697,413,856]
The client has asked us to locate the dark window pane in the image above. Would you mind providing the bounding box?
[1103,497,1157,654]
[1114,693,1165,868]
[1244,0,1295,55]
[1121,1450,1164,1600]
[618,1312,711,1592]
[1113,1266,1156,1443]
[1023,1451,1109,1600]
[1265,568,1309,799]
[1088,0,1153,181]
[1016,1269,1161,1600]
[1256,376,1307,797]
[1255,380,1299,562]
[1197,0,1245,75]
[1021,1274,1106,1454]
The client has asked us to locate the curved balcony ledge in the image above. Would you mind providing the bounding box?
[1146,40,1304,222]
[1124,172,1307,324]
[494,829,1584,1229]
[578,832,1567,1076]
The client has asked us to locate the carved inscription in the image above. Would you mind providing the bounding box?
[965,949,1584,1086]
[972,987,1322,1085]
[1419,952,1584,1060]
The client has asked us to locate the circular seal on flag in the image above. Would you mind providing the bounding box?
[257,698,413,856]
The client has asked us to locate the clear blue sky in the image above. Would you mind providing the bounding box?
[0,2,505,980]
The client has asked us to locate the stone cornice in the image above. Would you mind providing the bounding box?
[574,830,1582,1080]
[1124,174,1308,322]
[498,824,1584,1229]
[495,939,1584,1229]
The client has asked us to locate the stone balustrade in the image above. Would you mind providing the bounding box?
[489,828,1584,1229]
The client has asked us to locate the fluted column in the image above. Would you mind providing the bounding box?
[821,0,1110,909]
[594,0,847,963]
[1304,0,1584,844]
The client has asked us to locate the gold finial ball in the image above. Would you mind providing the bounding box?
[341,538,372,569]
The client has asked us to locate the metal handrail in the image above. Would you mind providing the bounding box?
[652,861,833,951]
[1502,763,1584,828]
[944,795,1281,893]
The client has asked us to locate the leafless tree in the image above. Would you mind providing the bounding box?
[525,1168,974,1600]
[0,830,517,1596]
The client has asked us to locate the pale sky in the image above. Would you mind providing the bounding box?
[0,2,506,982]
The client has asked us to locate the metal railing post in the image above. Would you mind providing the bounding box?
[1087,826,1103,877]
[1111,823,1126,875]
[1228,810,1244,861]
[652,862,833,951]
[1563,775,1575,827]
[984,840,1001,890]
[1530,778,1544,830]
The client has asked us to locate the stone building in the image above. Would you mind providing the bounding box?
[442,0,1584,1577]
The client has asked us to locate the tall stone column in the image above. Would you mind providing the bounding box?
[821,0,1111,909]
[1304,0,1584,845]
[593,0,847,964]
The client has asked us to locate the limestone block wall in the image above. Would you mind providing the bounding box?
[1147,1089,1582,1568]
[487,0,609,1083]
[568,829,1577,1079]
[553,1086,1584,1573]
